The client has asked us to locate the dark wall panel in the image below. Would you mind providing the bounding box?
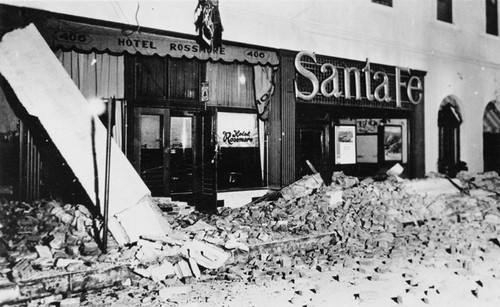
[268,69,282,189]
[280,53,297,186]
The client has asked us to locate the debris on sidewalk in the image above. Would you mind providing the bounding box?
[281,173,323,201]
[1,170,500,305]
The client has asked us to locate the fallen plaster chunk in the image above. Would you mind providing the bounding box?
[0,285,21,305]
[203,236,226,246]
[281,173,323,201]
[49,233,66,250]
[387,163,404,177]
[35,245,53,259]
[131,267,151,279]
[135,245,167,263]
[148,261,175,282]
[174,260,193,279]
[402,178,462,196]
[325,190,343,207]
[180,240,231,270]
[224,239,249,252]
[189,258,201,278]
[137,239,163,251]
[55,258,84,268]
[113,196,172,243]
[59,297,81,307]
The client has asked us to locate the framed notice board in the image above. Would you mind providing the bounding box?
[383,125,403,162]
[334,125,356,164]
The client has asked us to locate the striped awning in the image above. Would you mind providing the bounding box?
[484,102,500,133]
[38,18,279,66]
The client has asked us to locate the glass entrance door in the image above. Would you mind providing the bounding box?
[168,115,194,196]
[134,108,216,210]
[135,108,169,196]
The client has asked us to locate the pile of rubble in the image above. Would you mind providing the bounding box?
[0,198,233,305]
[0,200,105,277]
[1,171,500,305]
[185,171,500,254]
[459,171,500,195]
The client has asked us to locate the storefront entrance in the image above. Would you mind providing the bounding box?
[134,107,216,210]
[296,104,413,181]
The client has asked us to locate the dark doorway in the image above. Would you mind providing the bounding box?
[438,97,462,177]
[483,101,500,174]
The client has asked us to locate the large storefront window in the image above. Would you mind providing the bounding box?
[205,62,264,189]
[296,104,411,180]
[216,112,262,189]
[132,56,201,102]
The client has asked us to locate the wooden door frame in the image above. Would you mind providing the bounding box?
[133,107,170,196]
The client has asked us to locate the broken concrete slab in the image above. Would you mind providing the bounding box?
[0,284,21,305]
[402,178,463,197]
[59,297,81,307]
[325,189,343,207]
[386,163,404,178]
[148,261,175,282]
[14,265,131,303]
[34,246,52,260]
[174,260,193,280]
[0,24,171,245]
[180,240,231,270]
[224,239,249,252]
[188,258,201,279]
[281,173,323,201]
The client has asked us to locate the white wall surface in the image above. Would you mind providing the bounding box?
[3,0,500,173]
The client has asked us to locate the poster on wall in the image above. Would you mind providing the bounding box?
[217,112,258,147]
[335,125,356,164]
[356,119,380,134]
[356,135,378,163]
[383,125,403,161]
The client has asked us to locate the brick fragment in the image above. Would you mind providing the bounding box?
[316,265,327,272]
[49,232,66,250]
[189,258,201,279]
[55,258,84,268]
[471,288,479,298]
[174,260,193,280]
[279,255,293,268]
[0,285,20,304]
[35,245,52,259]
[392,295,403,304]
